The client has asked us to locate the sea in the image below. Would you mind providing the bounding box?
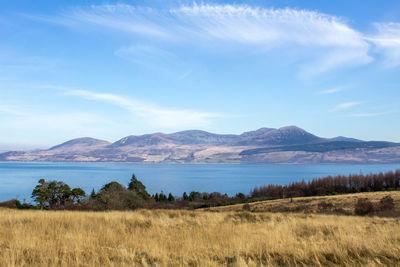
[1,161,399,202]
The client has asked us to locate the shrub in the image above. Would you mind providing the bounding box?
[317,201,334,211]
[354,198,374,215]
[0,199,21,209]
[89,181,146,210]
[242,203,251,211]
[379,195,395,211]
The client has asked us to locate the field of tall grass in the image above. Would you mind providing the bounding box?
[1,207,399,266]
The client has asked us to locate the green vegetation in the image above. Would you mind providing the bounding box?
[31,178,85,209]
[1,170,400,213]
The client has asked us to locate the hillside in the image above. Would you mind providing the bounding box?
[1,126,400,163]
[210,191,400,215]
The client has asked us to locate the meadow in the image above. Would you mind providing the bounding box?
[1,192,400,267]
[212,191,400,214]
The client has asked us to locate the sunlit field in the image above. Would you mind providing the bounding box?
[212,191,400,214]
[1,206,399,266]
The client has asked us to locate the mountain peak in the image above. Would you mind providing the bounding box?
[237,126,322,146]
[278,125,303,131]
[49,137,110,151]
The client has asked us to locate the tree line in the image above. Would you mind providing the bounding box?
[251,170,400,199]
[1,169,399,210]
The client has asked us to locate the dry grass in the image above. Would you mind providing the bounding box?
[0,208,400,266]
[212,191,400,215]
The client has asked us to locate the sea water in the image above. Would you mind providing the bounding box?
[0,161,399,202]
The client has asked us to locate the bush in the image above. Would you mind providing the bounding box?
[242,203,251,211]
[0,199,21,209]
[89,181,146,210]
[379,195,395,211]
[317,201,334,211]
[354,198,374,215]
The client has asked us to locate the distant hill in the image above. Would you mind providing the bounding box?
[240,141,400,155]
[49,137,111,151]
[1,126,399,163]
[329,136,364,142]
[235,126,324,146]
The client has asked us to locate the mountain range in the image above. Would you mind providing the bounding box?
[1,126,400,163]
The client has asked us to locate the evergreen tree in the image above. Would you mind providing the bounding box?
[159,192,167,202]
[168,193,175,202]
[183,192,189,201]
[128,173,150,199]
[90,188,97,199]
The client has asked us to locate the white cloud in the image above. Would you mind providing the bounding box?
[368,23,400,67]
[172,5,365,47]
[67,89,221,128]
[31,4,373,75]
[34,5,171,39]
[330,102,361,112]
[319,87,345,94]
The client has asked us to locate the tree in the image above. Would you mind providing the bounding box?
[235,192,246,200]
[128,173,150,199]
[46,181,72,207]
[168,193,175,202]
[90,181,146,210]
[189,191,201,201]
[58,183,73,205]
[32,179,74,209]
[90,188,97,199]
[71,188,86,204]
[183,192,189,201]
[31,179,50,209]
[159,192,167,202]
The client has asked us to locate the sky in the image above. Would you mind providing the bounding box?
[1,0,400,149]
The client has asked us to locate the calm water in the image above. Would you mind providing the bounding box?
[1,162,399,202]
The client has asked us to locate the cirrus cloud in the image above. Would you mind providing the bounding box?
[28,3,374,76]
[66,89,222,128]
[368,23,400,68]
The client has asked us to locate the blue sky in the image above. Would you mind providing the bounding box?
[1,0,400,149]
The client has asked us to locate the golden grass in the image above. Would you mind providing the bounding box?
[0,208,400,266]
[212,191,400,214]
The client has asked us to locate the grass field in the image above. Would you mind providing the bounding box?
[211,191,400,215]
[1,192,400,267]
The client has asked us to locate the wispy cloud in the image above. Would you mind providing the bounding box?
[368,23,400,68]
[330,102,361,112]
[115,44,174,65]
[319,87,345,94]
[25,5,171,39]
[177,70,192,80]
[0,104,114,141]
[66,89,221,128]
[28,4,373,76]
